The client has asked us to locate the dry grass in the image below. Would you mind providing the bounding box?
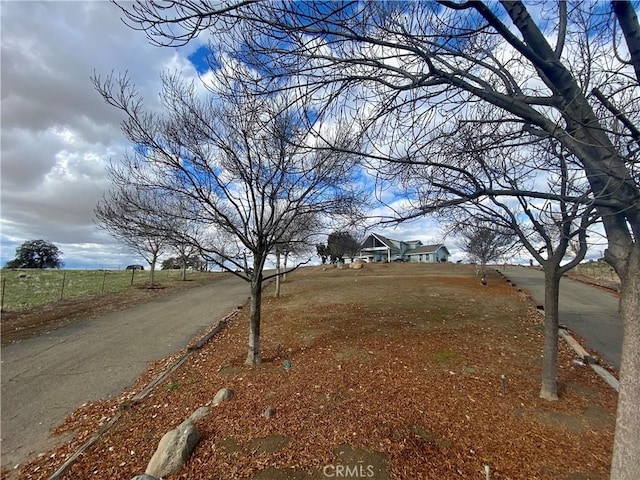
[11,263,617,480]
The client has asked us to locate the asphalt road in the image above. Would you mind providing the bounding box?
[1,274,249,472]
[498,266,622,369]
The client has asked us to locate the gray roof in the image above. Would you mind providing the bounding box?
[360,234,449,257]
[405,244,449,255]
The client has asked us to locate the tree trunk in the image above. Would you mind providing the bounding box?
[181,261,187,281]
[246,268,263,365]
[283,252,289,282]
[610,245,640,479]
[540,267,561,401]
[149,258,157,287]
[274,250,281,298]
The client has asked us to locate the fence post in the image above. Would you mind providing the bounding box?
[130,268,135,286]
[60,272,67,301]
[1,277,6,312]
[102,270,107,293]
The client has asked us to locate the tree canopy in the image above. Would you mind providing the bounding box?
[112,2,640,476]
[326,231,361,263]
[94,67,366,364]
[5,239,64,269]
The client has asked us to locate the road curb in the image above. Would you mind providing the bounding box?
[46,308,241,480]
[558,326,619,392]
[496,268,620,393]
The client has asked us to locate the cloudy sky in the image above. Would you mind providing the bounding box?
[0,1,199,268]
[1,0,453,269]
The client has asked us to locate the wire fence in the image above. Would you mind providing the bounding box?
[571,262,620,285]
[0,269,196,312]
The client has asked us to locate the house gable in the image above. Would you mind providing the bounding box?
[358,234,449,263]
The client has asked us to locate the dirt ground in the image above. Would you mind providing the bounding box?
[4,263,618,480]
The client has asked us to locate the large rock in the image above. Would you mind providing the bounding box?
[349,261,364,270]
[188,406,210,423]
[145,420,199,478]
[213,387,233,405]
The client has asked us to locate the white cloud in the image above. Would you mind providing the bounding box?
[0,1,448,269]
[0,1,203,268]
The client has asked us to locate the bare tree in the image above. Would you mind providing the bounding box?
[112,2,640,476]
[423,121,597,401]
[273,212,318,297]
[455,219,517,285]
[163,198,204,281]
[95,183,168,286]
[93,70,364,365]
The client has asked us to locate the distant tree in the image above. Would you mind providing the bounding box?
[273,213,318,297]
[5,240,64,269]
[455,220,517,285]
[161,255,205,272]
[316,244,329,265]
[327,231,361,263]
[162,201,205,280]
[95,184,168,286]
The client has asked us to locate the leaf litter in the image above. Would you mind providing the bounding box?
[8,264,617,480]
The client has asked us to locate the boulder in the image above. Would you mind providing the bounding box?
[145,420,199,478]
[188,406,210,423]
[213,387,233,405]
[349,261,364,270]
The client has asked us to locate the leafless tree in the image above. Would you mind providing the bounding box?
[95,183,168,286]
[93,70,364,365]
[454,219,518,285]
[164,201,203,281]
[113,2,640,476]
[273,212,318,297]
[416,120,597,401]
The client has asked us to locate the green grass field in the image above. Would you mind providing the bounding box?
[0,269,210,312]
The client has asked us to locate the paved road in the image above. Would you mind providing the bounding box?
[1,274,249,471]
[498,266,622,369]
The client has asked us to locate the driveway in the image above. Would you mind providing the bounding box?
[498,266,622,369]
[1,274,249,471]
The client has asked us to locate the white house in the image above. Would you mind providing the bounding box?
[358,233,450,263]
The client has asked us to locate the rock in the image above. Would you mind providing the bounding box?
[132,475,159,480]
[349,261,364,269]
[145,421,199,478]
[188,406,210,423]
[213,387,233,405]
[263,406,276,418]
[282,359,292,371]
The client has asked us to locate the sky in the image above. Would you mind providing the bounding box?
[0,0,454,269]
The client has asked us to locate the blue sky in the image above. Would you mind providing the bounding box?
[0,1,452,269]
